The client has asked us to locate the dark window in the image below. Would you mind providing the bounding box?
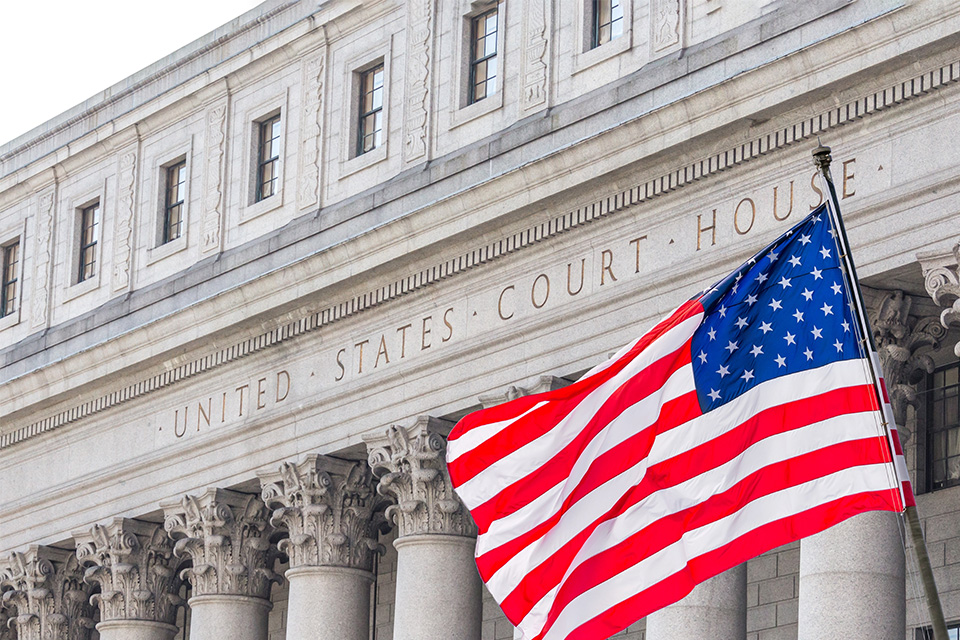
[78,203,100,283]
[256,115,281,202]
[928,363,960,491]
[592,0,623,48]
[163,160,187,244]
[1,240,19,318]
[916,623,960,639]
[469,9,499,104]
[358,65,384,156]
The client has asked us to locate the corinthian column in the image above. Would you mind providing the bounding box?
[0,546,97,640]
[161,489,280,640]
[74,519,183,640]
[259,455,381,640]
[365,417,481,640]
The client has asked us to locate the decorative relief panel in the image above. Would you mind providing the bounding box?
[201,102,227,253]
[297,49,326,210]
[866,288,945,442]
[365,416,476,539]
[162,488,280,599]
[259,454,383,570]
[521,0,549,112]
[0,546,96,640]
[654,0,682,52]
[31,189,55,329]
[112,150,138,292]
[74,519,182,625]
[402,0,432,163]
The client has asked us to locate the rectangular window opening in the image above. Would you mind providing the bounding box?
[163,160,187,244]
[928,362,960,491]
[1,239,19,318]
[592,0,623,48]
[469,8,499,105]
[256,115,281,202]
[78,202,100,284]
[358,64,385,156]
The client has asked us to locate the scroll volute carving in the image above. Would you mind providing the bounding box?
[0,546,96,640]
[869,289,945,440]
[74,519,183,625]
[259,454,383,570]
[365,416,476,539]
[923,245,960,357]
[161,489,281,599]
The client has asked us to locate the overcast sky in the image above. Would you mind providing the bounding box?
[0,1,264,147]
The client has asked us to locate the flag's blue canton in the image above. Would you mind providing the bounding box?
[691,205,864,412]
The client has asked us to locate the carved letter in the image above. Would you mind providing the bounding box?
[375,334,390,368]
[421,316,432,350]
[842,158,856,199]
[236,385,249,416]
[335,348,346,381]
[568,259,586,296]
[198,398,211,430]
[397,323,412,358]
[498,286,515,320]
[629,236,647,273]
[276,370,290,402]
[442,308,454,342]
[532,274,550,308]
[355,340,369,374]
[810,171,824,210]
[734,198,756,235]
[773,181,794,221]
[601,250,618,285]
[257,377,268,410]
[698,211,717,250]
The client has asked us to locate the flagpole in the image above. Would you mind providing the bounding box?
[812,144,949,640]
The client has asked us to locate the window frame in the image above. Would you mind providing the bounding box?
[255,114,282,203]
[77,201,101,285]
[0,237,20,320]
[573,0,632,73]
[468,8,499,105]
[241,91,288,223]
[916,622,960,639]
[162,158,188,245]
[591,0,624,49]
[926,362,960,492]
[357,63,385,157]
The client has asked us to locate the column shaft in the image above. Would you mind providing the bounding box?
[96,620,179,640]
[393,535,482,640]
[645,565,746,640]
[798,511,904,639]
[285,566,373,640]
[187,595,271,640]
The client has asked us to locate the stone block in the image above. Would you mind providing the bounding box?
[759,575,796,605]
[748,554,779,583]
[776,598,799,626]
[748,582,760,608]
[776,547,800,576]
[747,603,777,632]
[924,512,960,542]
[758,623,798,640]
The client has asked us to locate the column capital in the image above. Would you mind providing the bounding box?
[0,546,96,640]
[921,246,960,357]
[258,454,383,570]
[0,608,13,640]
[74,518,183,626]
[865,287,945,440]
[161,488,281,599]
[478,375,565,409]
[364,416,476,539]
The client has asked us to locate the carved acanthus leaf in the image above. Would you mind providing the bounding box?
[364,417,476,539]
[868,289,945,441]
[161,489,280,599]
[1,546,96,640]
[74,519,182,625]
[259,454,383,570]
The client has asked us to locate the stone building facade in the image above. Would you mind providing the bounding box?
[2,0,960,638]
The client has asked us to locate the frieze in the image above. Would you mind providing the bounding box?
[4,58,959,450]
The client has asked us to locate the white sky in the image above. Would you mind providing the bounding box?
[0,1,265,147]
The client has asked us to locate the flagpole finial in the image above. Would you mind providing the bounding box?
[813,143,832,173]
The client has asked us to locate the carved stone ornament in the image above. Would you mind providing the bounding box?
[201,102,227,253]
[653,0,681,51]
[0,546,96,640]
[31,189,55,328]
[161,489,281,599]
[478,375,566,409]
[867,288,945,442]
[922,245,960,357]
[74,519,183,625]
[297,49,325,209]
[364,416,476,539]
[402,0,432,163]
[0,607,13,640]
[112,150,137,292]
[521,0,549,111]
[259,455,383,570]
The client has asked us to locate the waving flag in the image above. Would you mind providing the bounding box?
[445,204,912,640]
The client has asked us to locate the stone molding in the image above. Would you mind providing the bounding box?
[74,518,183,626]
[258,454,382,571]
[365,416,476,539]
[5,58,960,451]
[865,287,945,442]
[0,546,96,640]
[161,488,281,600]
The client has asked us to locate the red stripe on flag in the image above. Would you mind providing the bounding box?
[545,491,901,640]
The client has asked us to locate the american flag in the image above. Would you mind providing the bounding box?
[445,204,912,640]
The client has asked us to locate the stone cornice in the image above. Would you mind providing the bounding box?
[3,54,960,451]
